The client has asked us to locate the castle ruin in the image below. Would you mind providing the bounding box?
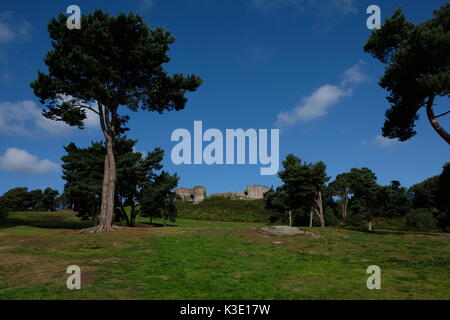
[176,184,269,203]
[175,186,206,203]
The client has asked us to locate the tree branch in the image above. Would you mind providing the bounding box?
[80,105,99,115]
[435,110,450,118]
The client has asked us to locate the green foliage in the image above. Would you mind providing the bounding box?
[0,207,8,220]
[406,208,439,232]
[264,187,289,223]
[345,213,366,229]
[42,187,59,211]
[436,163,450,230]
[268,154,329,225]
[176,198,267,223]
[140,171,179,225]
[346,167,381,229]
[0,187,32,211]
[61,137,165,222]
[409,176,439,209]
[378,180,411,217]
[324,207,339,226]
[364,4,450,143]
[31,9,202,131]
[29,189,44,210]
[329,173,351,218]
[409,162,450,231]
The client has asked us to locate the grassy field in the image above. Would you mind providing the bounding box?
[0,211,449,300]
[176,198,268,222]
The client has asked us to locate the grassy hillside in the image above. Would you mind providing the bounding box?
[175,198,268,222]
[1,211,450,299]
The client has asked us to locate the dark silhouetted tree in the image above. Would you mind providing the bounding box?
[364,5,450,144]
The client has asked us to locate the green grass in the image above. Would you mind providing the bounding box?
[175,198,268,222]
[0,211,449,299]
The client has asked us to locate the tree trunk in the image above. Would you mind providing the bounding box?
[309,210,313,227]
[342,196,348,219]
[89,133,117,233]
[368,219,373,231]
[120,204,131,226]
[426,96,450,145]
[288,210,292,227]
[130,200,136,227]
[314,191,325,227]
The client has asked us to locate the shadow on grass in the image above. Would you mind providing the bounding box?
[343,227,442,237]
[136,221,176,228]
[0,213,93,230]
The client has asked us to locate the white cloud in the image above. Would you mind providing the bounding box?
[0,11,30,43]
[277,85,349,126]
[0,148,59,174]
[139,0,155,11]
[374,135,401,148]
[341,61,368,86]
[0,100,99,137]
[276,62,367,128]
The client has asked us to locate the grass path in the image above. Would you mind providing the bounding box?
[0,212,449,299]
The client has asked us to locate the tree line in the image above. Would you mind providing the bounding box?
[264,154,450,232]
[0,137,179,227]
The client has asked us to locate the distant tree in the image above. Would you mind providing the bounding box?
[347,168,381,231]
[409,176,440,209]
[31,9,202,232]
[364,4,450,144]
[276,154,329,227]
[61,137,166,226]
[264,187,290,225]
[378,180,410,217]
[61,142,104,221]
[141,171,179,227]
[29,189,44,210]
[0,187,32,211]
[42,187,59,212]
[116,141,164,226]
[436,163,450,230]
[329,173,351,218]
[0,197,8,220]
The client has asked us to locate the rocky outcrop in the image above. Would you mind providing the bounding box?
[258,226,320,238]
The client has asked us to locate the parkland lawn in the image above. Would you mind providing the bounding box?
[0,211,449,299]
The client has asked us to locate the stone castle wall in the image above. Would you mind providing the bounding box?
[175,186,205,203]
[183,184,269,202]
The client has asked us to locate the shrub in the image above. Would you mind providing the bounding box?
[175,198,267,222]
[0,207,8,220]
[345,213,365,228]
[405,208,439,232]
[324,207,339,226]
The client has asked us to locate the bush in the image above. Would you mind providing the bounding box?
[345,213,365,228]
[0,207,8,220]
[405,208,439,232]
[176,198,267,222]
[324,207,339,226]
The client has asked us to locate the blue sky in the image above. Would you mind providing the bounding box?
[0,0,449,195]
